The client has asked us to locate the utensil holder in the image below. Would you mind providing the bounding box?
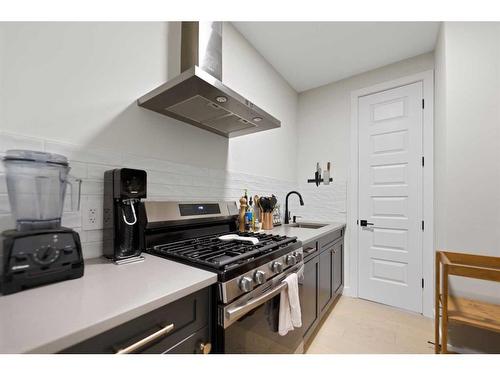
[262,212,273,230]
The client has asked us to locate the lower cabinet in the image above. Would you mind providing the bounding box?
[61,287,212,354]
[302,255,320,339]
[301,227,345,345]
[332,241,343,295]
[319,247,333,312]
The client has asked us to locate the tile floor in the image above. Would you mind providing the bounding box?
[306,296,435,354]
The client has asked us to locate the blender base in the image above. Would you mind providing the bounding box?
[0,227,84,295]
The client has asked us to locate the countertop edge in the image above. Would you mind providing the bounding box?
[23,274,217,354]
[261,221,346,244]
[297,222,346,243]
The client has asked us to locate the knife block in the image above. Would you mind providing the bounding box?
[262,212,273,230]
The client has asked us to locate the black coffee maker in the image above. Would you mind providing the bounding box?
[103,168,147,264]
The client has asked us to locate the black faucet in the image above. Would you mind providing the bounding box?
[284,191,304,224]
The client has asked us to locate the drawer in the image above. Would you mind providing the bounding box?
[61,287,210,354]
[302,241,319,260]
[319,229,344,253]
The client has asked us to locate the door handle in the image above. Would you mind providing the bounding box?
[359,220,374,227]
[226,281,287,324]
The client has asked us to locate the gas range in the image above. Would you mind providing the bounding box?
[151,231,303,303]
[140,201,303,304]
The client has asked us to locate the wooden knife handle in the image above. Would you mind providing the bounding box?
[239,197,247,232]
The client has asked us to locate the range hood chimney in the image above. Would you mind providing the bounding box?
[137,22,281,138]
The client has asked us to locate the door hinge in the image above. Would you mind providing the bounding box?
[421,220,425,231]
[422,278,425,289]
[422,156,425,167]
[422,99,425,109]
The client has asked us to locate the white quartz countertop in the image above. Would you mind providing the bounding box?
[261,221,346,244]
[0,254,217,354]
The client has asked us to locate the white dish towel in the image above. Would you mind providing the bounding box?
[278,272,302,336]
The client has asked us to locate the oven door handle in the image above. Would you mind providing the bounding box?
[225,281,287,326]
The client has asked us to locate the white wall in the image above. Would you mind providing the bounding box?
[0,22,298,258]
[224,23,298,182]
[292,53,435,294]
[295,52,434,187]
[435,22,500,302]
[434,23,447,254]
[435,22,500,353]
[0,22,297,182]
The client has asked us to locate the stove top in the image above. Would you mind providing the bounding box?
[151,231,298,272]
[141,201,303,302]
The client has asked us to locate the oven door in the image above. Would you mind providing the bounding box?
[219,263,304,354]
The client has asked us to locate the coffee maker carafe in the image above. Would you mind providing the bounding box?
[0,150,84,295]
[103,168,146,263]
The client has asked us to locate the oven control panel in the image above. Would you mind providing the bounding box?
[219,247,304,304]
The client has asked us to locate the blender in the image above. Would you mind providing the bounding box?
[0,150,84,295]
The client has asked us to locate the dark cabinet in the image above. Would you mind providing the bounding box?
[302,255,320,339]
[332,241,343,295]
[319,246,333,312]
[301,227,345,347]
[61,287,212,354]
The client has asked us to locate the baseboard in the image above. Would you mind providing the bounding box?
[342,285,354,297]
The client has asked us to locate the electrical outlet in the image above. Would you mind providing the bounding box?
[82,197,103,230]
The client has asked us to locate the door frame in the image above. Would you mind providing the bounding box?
[348,70,434,317]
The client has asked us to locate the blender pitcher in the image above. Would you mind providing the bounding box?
[3,150,82,232]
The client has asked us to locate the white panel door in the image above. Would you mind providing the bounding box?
[358,82,423,313]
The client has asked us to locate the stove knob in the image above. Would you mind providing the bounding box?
[295,252,303,262]
[239,276,253,292]
[271,261,283,273]
[253,270,266,284]
[286,254,297,266]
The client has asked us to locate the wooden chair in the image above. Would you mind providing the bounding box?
[435,251,500,353]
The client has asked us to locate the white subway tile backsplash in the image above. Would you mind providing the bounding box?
[0,131,347,260]
[82,242,103,259]
[61,211,82,228]
[83,229,103,243]
[208,168,227,179]
[0,175,7,194]
[0,214,15,229]
[68,161,88,180]
[122,154,180,174]
[81,180,104,196]
[0,195,11,214]
[44,140,123,166]
[0,132,45,153]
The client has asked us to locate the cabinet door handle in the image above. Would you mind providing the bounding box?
[115,323,174,354]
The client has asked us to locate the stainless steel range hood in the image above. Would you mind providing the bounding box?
[137,22,281,138]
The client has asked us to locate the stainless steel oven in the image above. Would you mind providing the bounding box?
[217,262,304,354]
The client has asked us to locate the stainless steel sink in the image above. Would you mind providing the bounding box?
[287,223,328,229]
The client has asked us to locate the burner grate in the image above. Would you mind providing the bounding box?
[153,231,297,269]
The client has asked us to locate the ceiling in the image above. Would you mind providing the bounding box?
[232,22,440,92]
